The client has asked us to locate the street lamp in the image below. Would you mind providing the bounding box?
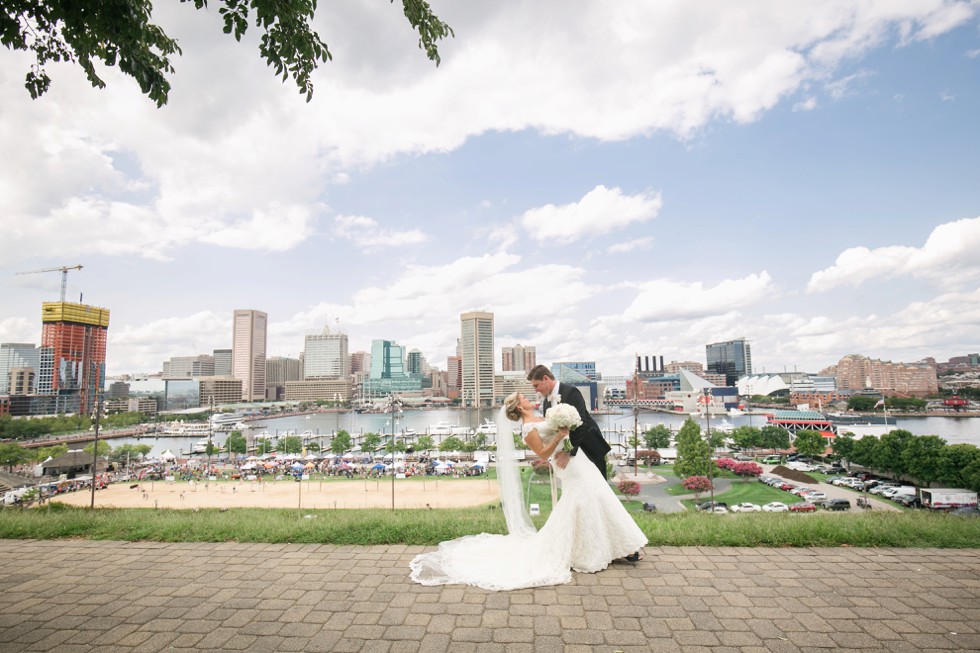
[703,388,715,507]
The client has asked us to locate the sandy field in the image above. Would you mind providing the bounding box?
[52,478,501,510]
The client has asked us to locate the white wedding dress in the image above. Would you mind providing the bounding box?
[409,419,648,591]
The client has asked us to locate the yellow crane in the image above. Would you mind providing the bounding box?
[15,264,84,302]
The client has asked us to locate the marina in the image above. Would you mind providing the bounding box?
[92,406,980,460]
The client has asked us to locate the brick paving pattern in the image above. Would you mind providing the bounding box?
[0,540,977,652]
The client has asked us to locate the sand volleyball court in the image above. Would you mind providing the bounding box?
[52,477,500,510]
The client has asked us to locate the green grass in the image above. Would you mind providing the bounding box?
[1,502,978,548]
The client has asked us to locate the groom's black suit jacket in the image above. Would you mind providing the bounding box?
[543,382,611,479]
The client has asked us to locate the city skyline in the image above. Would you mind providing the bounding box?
[1,4,978,378]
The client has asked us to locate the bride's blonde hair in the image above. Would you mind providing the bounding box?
[503,392,523,421]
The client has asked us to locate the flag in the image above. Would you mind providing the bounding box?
[874,399,885,409]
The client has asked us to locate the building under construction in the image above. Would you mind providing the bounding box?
[40,301,110,415]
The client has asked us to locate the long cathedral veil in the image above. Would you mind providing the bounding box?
[494,407,537,537]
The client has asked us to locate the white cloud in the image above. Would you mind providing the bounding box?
[2,2,976,265]
[109,311,229,373]
[623,272,774,322]
[825,70,875,100]
[0,317,37,344]
[332,215,428,251]
[807,216,980,291]
[608,237,654,254]
[520,186,663,245]
[793,97,818,111]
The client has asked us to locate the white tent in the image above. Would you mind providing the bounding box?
[160,450,176,461]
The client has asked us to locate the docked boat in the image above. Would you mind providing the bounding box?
[473,419,497,436]
[190,439,217,454]
[428,422,453,436]
[210,412,246,431]
[161,421,212,437]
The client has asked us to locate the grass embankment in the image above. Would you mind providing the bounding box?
[2,501,978,548]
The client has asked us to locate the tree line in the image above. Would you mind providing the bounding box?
[832,431,980,492]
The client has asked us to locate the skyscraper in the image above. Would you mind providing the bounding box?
[705,337,752,386]
[502,344,536,373]
[40,301,110,414]
[460,311,494,407]
[407,349,428,376]
[0,343,40,395]
[303,326,349,379]
[232,309,267,401]
[213,349,232,376]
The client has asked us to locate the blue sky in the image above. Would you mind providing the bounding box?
[1,1,978,378]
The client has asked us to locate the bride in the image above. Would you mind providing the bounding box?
[409,392,648,591]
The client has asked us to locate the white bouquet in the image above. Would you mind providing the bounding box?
[545,403,582,431]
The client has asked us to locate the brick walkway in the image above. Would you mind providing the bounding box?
[0,540,978,652]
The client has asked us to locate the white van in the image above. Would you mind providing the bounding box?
[882,485,916,499]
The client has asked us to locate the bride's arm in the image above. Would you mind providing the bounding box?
[523,427,569,459]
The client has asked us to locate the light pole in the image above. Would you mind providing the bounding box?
[89,392,103,509]
[703,388,715,507]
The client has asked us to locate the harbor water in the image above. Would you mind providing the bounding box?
[109,407,980,458]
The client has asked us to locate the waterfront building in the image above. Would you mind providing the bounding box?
[407,349,429,376]
[553,361,598,381]
[636,355,666,377]
[502,344,536,373]
[107,381,130,399]
[105,396,158,415]
[363,339,423,398]
[820,354,938,397]
[664,360,704,375]
[232,309,267,402]
[198,377,243,407]
[41,301,110,414]
[284,378,352,403]
[494,371,535,404]
[213,349,232,376]
[8,368,34,396]
[304,326,349,379]
[350,351,371,375]
[0,343,40,395]
[266,356,302,400]
[461,311,494,408]
[446,356,462,399]
[162,354,215,379]
[706,337,752,386]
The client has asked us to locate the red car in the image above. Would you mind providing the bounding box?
[789,503,818,512]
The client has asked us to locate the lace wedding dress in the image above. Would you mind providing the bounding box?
[409,418,648,591]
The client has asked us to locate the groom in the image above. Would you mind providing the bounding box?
[527,364,611,479]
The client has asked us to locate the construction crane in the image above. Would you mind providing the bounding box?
[15,264,84,302]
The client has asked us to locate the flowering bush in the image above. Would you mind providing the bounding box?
[531,459,552,477]
[682,475,713,498]
[616,479,641,501]
[715,458,763,479]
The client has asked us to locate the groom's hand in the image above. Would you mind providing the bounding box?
[554,451,570,469]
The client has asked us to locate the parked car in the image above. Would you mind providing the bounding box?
[789,503,818,512]
[734,454,753,462]
[779,483,796,491]
[789,486,813,496]
[895,495,920,508]
[730,503,762,513]
[821,498,851,511]
[707,505,729,514]
[762,501,789,512]
[762,456,782,464]
[802,491,828,501]
[696,501,728,511]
